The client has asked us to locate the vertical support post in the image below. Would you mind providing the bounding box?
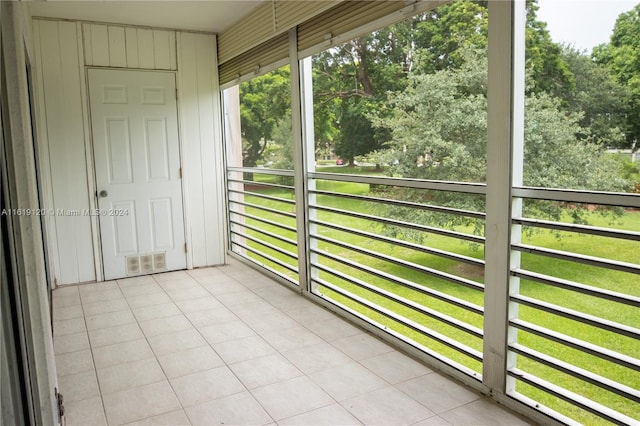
[483,0,525,395]
[299,56,318,293]
[289,28,312,292]
[222,86,246,256]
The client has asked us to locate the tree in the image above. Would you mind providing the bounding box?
[333,97,385,166]
[411,0,488,73]
[524,0,574,98]
[239,67,291,169]
[593,4,640,150]
[561,46,628,148]
[370,51,628,239]
[312,0,577,166]
[313,33,408,165]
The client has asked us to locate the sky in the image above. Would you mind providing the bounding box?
[537,0,638,53]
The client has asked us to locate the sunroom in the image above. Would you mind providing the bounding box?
[1,1,638,425]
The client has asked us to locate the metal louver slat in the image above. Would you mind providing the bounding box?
[219,32,289,85]
[297,1,407,52]
[217,2,274,64]
[273,0,341,32]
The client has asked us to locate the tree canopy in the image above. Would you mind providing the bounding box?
[372,51,626,189]
[593,3,640,150]
[235,0,636,197]
[239,66,290,168]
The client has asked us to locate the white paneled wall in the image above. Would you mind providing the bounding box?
[177,32,226,267]
[33,20,96,284]
[33,18,224,284]
[83,23,177,70]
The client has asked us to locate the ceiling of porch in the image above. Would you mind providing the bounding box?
[30,0,263,33]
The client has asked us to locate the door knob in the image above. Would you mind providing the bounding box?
[99,190,108,198]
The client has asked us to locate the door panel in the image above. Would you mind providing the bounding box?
[88,68,186,280]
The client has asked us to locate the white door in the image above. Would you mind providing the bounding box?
[88,69,186,280]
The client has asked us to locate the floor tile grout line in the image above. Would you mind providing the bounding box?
[138,269,285,423]
[55,266,528,426]
[176,267,362,422]
[204,271,373,423]
[76,284,110,425]
[230,273,445,423]
[165,271,281,425]
[104,274,192,426]
[55,269,350,422]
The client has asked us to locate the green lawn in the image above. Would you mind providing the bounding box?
[233,172,639,425]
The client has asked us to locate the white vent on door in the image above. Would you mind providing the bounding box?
[153,253,167,271]
[125,252,167,276]
[140,255,153,274]
[126,256,140,275]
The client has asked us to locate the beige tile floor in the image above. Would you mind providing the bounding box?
[53,258,533,426]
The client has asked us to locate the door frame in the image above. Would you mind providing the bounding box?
[84,66,189,281]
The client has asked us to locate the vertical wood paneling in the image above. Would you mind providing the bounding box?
[125,27,139,68]
[197,34,224,265]
[107,25,126,67]
[77,22,104,281]
[89,23,110,66]
[177,32,225,267]
[82,23,93,65]
[35,20,96,284]
[178,32,204,267]
[153,29,171,70]
[32,20,61,286]
[168,31,177,70]
[137,28,155,69]
[82,23,176,70]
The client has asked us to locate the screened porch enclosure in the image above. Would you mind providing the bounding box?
[220,2,640,425]
[2,0,639,425]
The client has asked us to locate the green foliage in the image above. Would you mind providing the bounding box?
[593,4,640,149]
[411,0,488,73]
[333,97,386,165]
[239,67,291,167]
[561,46,629,148]
[524,0,575,98]
[313,33,408,164]
[313,0,589,164]
[369,51,628,239]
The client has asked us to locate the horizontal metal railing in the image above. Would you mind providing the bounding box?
[511,269,640,308]
[227,177,294,192]
[312,204,485,244]
[512,187,640,208]
[226,164,639,424]
[313,275,484,362]
[228,166,295,177]
[311,247,484,315]
[228,188,296,206]
[508,190,640,425]
[310,188,486,219]
[229,210,297,234]
[508,368,638,425]
[512,243,640,274]
[229,199,297,220]
[509,344,640,403]
[311,219,485,267]
[309,171,487,194]
[229,218,297,247]
[307,175,487,376]
[513,217,640,241]
[226,168,299,284]
[510,319,640,371]
[312,233,485,291]
[511,294,639,341]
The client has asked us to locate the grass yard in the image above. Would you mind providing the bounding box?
[232,171,639,425]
